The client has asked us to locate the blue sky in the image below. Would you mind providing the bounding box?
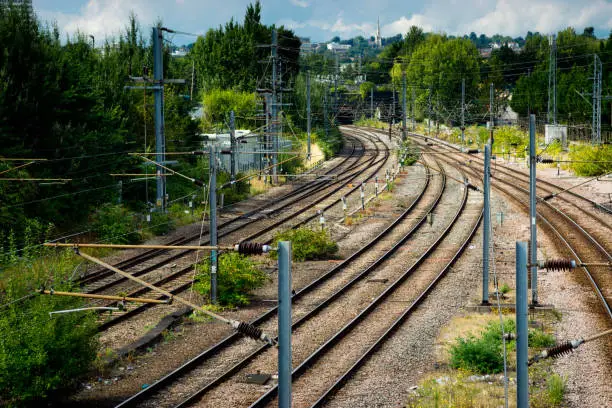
[34,0,612,44]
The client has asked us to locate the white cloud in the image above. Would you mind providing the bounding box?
[306,18,374,36]
[382,15,436,36]
[38,0,154,40]
[277,18,306,30]
[289,0,310,8]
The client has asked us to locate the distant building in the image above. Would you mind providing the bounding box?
[171,48,188,57]
[300,37,318,53]
[375,17,382,48]
[327,42,351,53]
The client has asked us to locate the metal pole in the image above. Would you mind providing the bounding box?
[334,54,339,119]
[516,240,529,408]
[190,59,195,101]
[278,241,293,408]
[153,26,166,212]
[306,70,311,160]
[392,84,396,126]
[209,144,218,304]
[230,110,236,183]
[427,89,431,136]
[412,86,416,131]
[529,114,538,304]
[461,78,465,144]
[271,29,278,184]
[482,143,491,305]
[489,82,494,147]
[370,87,374,119]
[324,86,329,138]
[402,71,407,141]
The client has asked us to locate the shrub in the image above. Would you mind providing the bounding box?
[89,204,141,244]
[147,210,174,235]
[449,319,515,374]
[272,227,338,262]
[218,171,251,206]
[194,252,268,307]
[546,373,566,405]
[529,328,556,348]
[0,250,98,405]
[567,143,612,176]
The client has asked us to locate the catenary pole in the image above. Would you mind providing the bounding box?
[153,26,166,211]
[306,70,311,160]
[209,144,218,304]
[516,241,529,408]
[482,143,491,305]
[277,241,293,408]
[230,110,236,183]
[529,114,538,304]
[402,71,407,141]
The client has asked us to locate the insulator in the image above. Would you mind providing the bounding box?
[220,149,232,155]
[236,242,270,255]
[464,149,479,154]
[529,341,581,365]
[537,156,554,164]
[234,321,276,345]
[542,193,555,201]
[466,183,479,191]
[540,259,576,271]
[192,179,205,187]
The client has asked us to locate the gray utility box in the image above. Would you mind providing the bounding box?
[545,124,567,146]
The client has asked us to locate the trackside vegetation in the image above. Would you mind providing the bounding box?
[272,227,338,262]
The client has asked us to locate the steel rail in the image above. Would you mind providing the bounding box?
[96,132,388,328]
[249,161,471,407]
[114,147,434,408]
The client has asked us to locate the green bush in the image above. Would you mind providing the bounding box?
[147,210,174,235]
[89,204,141,244]
[529,328,556,348]
[0,250,98,406]
[272,227,338,262]
[449,319,515,374]
[568,143,612,176]
[194,252,268,307]
[546,373,566,405]
[218,171,251,206]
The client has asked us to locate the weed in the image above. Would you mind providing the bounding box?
[528,329,555,348]
[546,373,566,405]
[272,227,338,262]
[499,282,511,295]
[449,319,516,374]
[194,252,268,307]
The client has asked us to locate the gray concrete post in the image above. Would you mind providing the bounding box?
[529,114,538,304]
[516,241,529,408]
[278,241,293,408]
[482,143,491,305]
[209,145,218,304]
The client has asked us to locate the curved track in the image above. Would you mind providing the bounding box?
[115,152,481,408]
[398,129,611,321]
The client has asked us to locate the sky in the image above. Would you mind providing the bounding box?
[34,0,612,44]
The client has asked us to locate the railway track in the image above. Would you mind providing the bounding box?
[114,152,482,408]
[91,130,395,345]
[400,132,612,321]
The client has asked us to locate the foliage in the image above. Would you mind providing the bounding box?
[272,227,338,262]
[449,319,515,374]
[218,171,251,205]
[0,6,198,251]
[89,204,141,244]
[194,252,268,307]
[0,250,98,405]
[191,1,300,92]
[546,374,567,405]
[567,143,612,176]
[201,89,257,130]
